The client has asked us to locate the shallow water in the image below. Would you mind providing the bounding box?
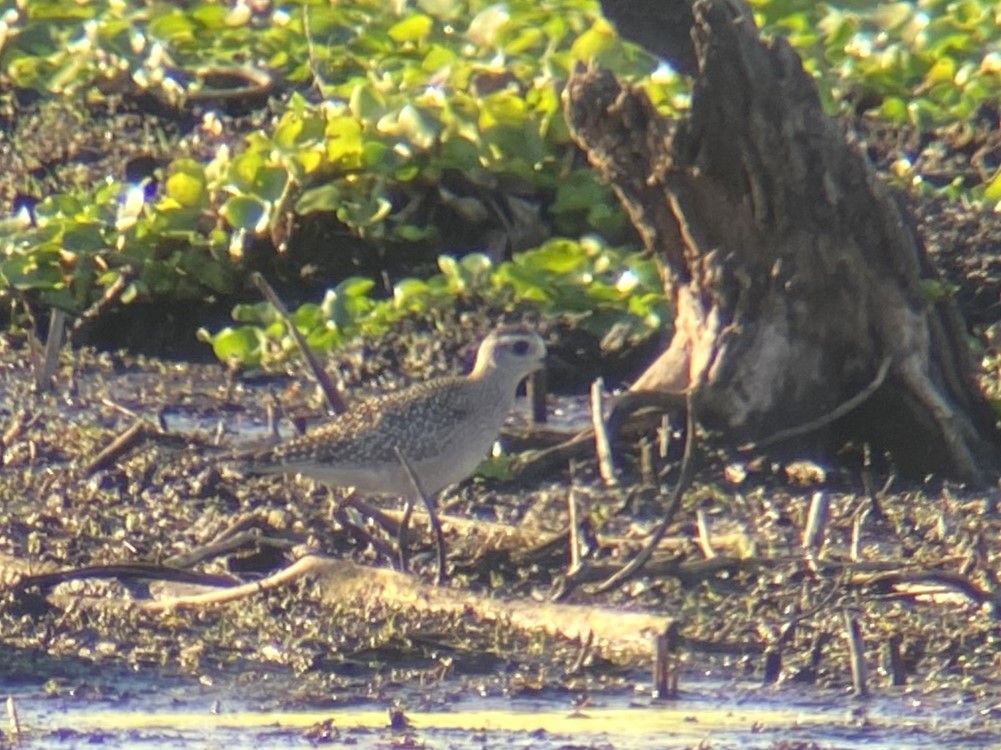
[6,674,1001,749]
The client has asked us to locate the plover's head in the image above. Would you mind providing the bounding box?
[471,327,547,382]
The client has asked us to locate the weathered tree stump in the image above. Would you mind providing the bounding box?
[566,0,1001,482]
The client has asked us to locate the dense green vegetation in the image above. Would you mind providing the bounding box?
[0,0,997,365]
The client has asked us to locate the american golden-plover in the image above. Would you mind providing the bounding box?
[243,327,546,494]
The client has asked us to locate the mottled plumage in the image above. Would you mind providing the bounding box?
[242,328,546,497]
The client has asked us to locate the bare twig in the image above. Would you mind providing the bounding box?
[251,272,347,415]
[6,695,21,739]
[567,484,582,576]
[694,505,716,559]
[84,420,157,476]
[843,609,869,697]
[14,562,239,596]
[70,266,136,345]
[527,368,548,425]
[35,308,66,391]
[802,490,831,555]
[141,554,330,612]
[652,621,681,699]
[590,378,617,486]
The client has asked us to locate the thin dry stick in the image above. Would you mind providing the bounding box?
[395,447,446,585]
[527,368,548,425]
[850,506,865,562]
[70,266,135,345]
[843,609,869,698]
[589,392,697,594]
[6,695,21,739]
[652,622,681,699]
[397,498,415,574]
[140,554,331,612]
[802,490,831,554]
[250,272,347,415]
[165,529,297,570]
[84,420,155,476]
[590,378,617,486]
[695,506,716,559]
[567,484,582,576]
[35,307,66,391]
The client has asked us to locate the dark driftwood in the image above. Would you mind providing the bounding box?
[570,0,1001,482]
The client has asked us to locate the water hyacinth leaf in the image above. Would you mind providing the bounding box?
[190,3,228,29]
[292,302,323,332]
[326,117,365,165]
[295,184,342,215]
[362,140,395,171]
[387,13,434,43]
[422,44,456,72]
[337,276,376,298]
[984,171,1001,204]
[349,82,386,121]
[164,162,207,208]
[179,252,237,294]
[570,20,616,62]
[210,326,266,367]
[229,152,264,193]
[221,195,268,233]
[232,301,279,325]
[306,327,340,351]
[148,9,197,42]
[459,252,494,285]
[438,136,481,171]
[1,252,65,290]
[61,224,106,252]
[254,165,289,202]
[393,277,431,307]
[394,223,436,242]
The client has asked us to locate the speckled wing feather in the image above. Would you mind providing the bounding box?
[244,376,477,472]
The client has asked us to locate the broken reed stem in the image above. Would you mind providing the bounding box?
[657,414,671,459]
[639,437,656,485]
[802,490,831,554]
[590,378,617,486]
[527,368,548,425]
[850,505,865,562]
[84,420,155,476]
[844,609,869,697]
[250,272,347,415]
[884,633,907,687]
[695,505,716,559]
[652,621,680,699]
[35,307,66,391]
[567,485,582,575]
[6,695,21,739]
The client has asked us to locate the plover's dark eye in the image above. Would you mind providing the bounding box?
[512,339,530,355]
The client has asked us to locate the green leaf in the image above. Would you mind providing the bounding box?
[221,195,268,232]
[326,117,364,165]
[209,326,265,368]
[164,161,208,208]
[296,184,342,215]
[388,14,433,43]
